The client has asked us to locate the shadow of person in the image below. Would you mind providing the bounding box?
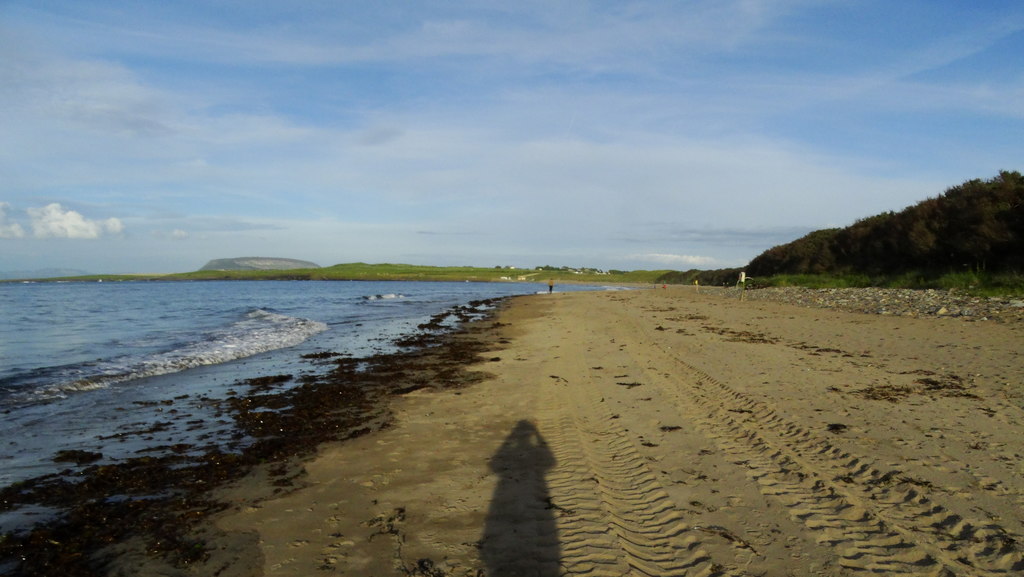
[481,420,560,577]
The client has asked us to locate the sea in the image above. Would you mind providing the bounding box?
[0,280,612,502]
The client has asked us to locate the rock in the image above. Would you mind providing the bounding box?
[696,286,1023,323]
[53,450,103,464]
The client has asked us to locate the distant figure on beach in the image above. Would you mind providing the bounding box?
[548,279,554,293]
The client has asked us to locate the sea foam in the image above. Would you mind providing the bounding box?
[23,309,327,403]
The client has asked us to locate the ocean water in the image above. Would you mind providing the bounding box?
[0,279,608,494]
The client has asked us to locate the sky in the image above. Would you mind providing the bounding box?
[1,1,1022,275]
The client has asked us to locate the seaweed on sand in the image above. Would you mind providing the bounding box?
[0,299,505,577]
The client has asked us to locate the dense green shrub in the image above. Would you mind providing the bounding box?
[747,171,1024,280]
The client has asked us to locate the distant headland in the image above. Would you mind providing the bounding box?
[199,257,321,271]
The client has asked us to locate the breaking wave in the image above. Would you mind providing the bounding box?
[9,309,328,403]
[362,293,404,301]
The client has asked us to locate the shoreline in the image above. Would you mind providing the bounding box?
[0,298,512,577]
[5,287,1023,575]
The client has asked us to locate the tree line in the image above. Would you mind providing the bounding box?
[746,171,1024,278]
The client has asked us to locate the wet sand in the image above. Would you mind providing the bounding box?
[201,287,1024,576]
[0,301,502,576]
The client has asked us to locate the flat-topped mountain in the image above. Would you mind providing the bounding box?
[199,257,320,271]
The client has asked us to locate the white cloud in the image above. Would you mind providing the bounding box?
[0,202,26,238]
[171,229,188,240]
[27,203,124,239]
[629,253,718,267]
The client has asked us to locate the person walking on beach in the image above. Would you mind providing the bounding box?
[548,279,554,293]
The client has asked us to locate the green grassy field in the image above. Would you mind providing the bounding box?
[40,263,672,285]
[20,263,1023,296]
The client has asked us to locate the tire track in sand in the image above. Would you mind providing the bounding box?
[615,315,1024,576]
[538,349,737,576]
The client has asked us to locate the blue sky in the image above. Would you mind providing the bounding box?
[1,1,1022,274]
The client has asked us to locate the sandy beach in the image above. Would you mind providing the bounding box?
[204,287,1024,576]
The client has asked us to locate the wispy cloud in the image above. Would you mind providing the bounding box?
[628,253,718,267]
[5,1,810,67]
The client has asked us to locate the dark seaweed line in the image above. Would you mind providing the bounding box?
[0,299,508,577]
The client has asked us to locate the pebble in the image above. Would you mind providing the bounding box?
[696,286,1024,323]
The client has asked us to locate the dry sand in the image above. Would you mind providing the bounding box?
[211,287,1024,576]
